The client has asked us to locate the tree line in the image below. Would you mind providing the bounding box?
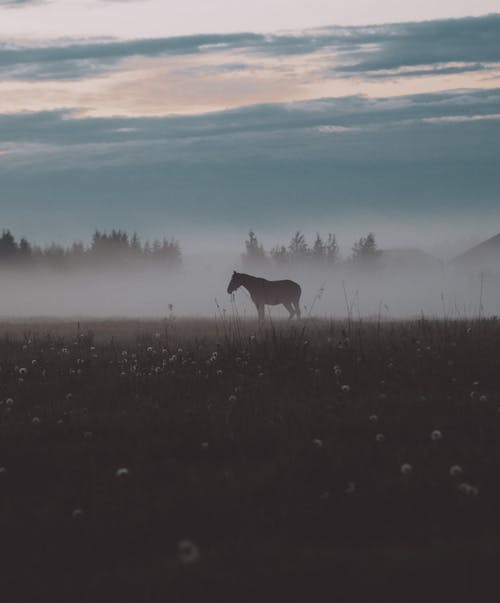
[242,230,379,269]
[0,229,181,270]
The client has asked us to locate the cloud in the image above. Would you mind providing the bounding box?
[0,0,46,6]
[0,33,262,80]
[2,87,500,147]
[332,15,500,76]
[0,14,498,83]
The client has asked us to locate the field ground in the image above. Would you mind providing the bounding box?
[0,317,500,602]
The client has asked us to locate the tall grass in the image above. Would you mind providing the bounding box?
[0,317,499,601]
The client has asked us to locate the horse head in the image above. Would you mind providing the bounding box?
[227,271,242,294]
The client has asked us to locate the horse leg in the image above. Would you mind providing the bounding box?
[283,302,295,320]
[256,302,265,322]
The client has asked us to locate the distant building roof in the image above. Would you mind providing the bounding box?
[450,233,500,271]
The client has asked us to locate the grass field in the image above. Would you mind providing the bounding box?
[0,316,499,602]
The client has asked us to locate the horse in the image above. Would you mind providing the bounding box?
[227,271,301,320]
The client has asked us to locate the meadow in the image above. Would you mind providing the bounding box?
[0,316,499,602]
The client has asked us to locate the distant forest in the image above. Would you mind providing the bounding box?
[0,228,380,272]
[0,229,181,270]
[241,230,379,269]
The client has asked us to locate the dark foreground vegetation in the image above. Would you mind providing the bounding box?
[0,317,499,602]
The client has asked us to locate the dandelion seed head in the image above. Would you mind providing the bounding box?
[344,481,356,494]
[401,463,413,475]
[178,539,200,565]
[375,433,385,443]
[431,430,443,441]
[341,384,350,393]
[449,464,463,477]
[115,467,129,478]
[458,482,473,495]
[369,414,378,423]
[312,438,323,448]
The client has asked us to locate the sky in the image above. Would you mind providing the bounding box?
[0,0,499,254]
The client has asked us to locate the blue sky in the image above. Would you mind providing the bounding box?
[0,4,499,251]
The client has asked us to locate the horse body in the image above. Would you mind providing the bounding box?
[227,271,301,320]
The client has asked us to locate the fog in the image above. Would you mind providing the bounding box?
[0,248,498,319]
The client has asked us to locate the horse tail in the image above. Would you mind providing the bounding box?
[293,283,301,318]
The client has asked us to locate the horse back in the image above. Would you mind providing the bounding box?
[262,278,301,301]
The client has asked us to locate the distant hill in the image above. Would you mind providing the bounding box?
[450,233,500,272]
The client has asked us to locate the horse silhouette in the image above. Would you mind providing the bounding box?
[227,271,301,320]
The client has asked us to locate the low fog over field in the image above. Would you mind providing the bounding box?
[0,225,498,319]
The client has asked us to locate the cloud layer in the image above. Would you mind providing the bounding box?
[0,15,499,116]
[0,88,498,245]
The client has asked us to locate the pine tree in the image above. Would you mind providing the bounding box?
[352,232,379,262]
[270,244,288,266]
[288,231,309,262]
[19,237,32,262]
[242,230,267,270]
[312,234,326,263]
[0,229,18,261]
[325,233,339,264]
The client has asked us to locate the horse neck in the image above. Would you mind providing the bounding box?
[239,273,259,294]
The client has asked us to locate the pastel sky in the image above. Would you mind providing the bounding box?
[1,1,499,250]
